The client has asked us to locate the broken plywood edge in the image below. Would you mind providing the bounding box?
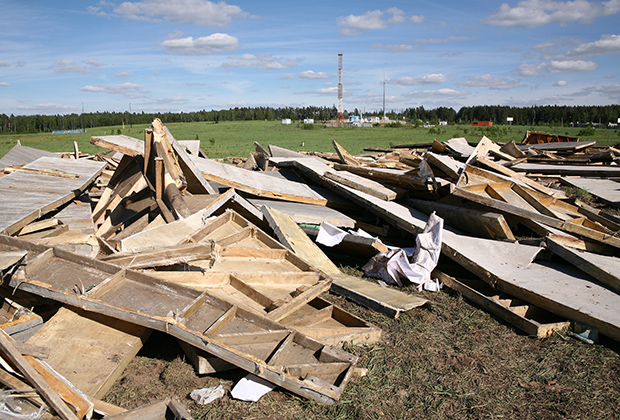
[332,164,432,192]
[5,240,358,405]
[105,398,193,420]
[26,306,150,400]
[434,269,569,338]
[408,198,516,241]
[189,154,329,206]
[424,152,464,182]
[249,198,356,228]
[332,140,361,166]
[262,207,427,318]
[559,177,620,209]
[270,155,400,202]
[0,144,59,170]
[546,238,620,294]
[166,127,217,195]
[90,135,145,157]
[0,157,107,236]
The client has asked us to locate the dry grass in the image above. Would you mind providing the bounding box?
[104,282,620,420]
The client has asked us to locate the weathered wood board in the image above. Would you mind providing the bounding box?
[511,162,620,177]
[434,269,569,338]
[26,306,149,399]
[189,155,330,205]
[4,237,358,405]
[0,144,58,169]
[559,177,620,208]
[0,157,106,235]
[249,198,355,228]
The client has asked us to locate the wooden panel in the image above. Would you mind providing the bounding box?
[0,157,106,235]
[26,307,149,399]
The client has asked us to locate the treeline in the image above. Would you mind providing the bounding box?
[1,104,618,134]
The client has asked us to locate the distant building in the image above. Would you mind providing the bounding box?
[439,121,448,126]
[282,118,291,125]
[348,115,360,123]
[471,121,493,126]
[303,118,314,124]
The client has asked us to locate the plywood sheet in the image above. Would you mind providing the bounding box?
[26,307,149,398]
[0,157,106,235]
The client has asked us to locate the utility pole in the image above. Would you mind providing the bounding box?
[337,53,344,127]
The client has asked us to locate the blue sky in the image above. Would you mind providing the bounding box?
[1,0,619,116]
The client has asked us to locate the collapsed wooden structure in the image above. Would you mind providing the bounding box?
[1,119,619,418]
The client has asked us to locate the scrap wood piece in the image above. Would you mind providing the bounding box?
[189,154,330,206]
[444,137,475,158]
[546,238,620,294]
[433,269,570,338]
[473,155,567,199]
[0,330,80,420]
[0,144,58,170]
[332,140,361,166]
[559,177,620,209]
[5,238,358,405]
[424,152,464,182]
[90,135,145,156]
[3,166,80,178]
[26,306,149,400]
[332,164,432,191]
[105,398,193,420]
[270,155,400,201]
[262,207,427,318]
[408,198,515,241]
[465,136,514,164]
[500,141,527,159]
[510,162,620,177]
[0,157,106,236]
[249,198,355,228]
[522,130,578,144]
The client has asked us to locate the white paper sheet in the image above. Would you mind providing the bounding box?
[230,374,276,402]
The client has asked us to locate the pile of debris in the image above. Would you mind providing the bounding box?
[0,120,619,419]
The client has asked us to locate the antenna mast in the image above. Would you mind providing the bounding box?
[337,53,344,126]
[382,72,386,120]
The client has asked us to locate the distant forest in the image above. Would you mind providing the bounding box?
[1,104,619,134]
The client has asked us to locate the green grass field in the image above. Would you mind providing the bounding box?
[2,120,619,159]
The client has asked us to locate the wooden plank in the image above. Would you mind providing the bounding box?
[546,238,620,294]
[189,154,329,205]
[424,152,464,181]
[25,306,149,399]
[332,140,361,166]
[271,155,399,201]
[434,270,569,338]
[408,198,515,241]
[262,207,427,318]
[511,162,620,177]
[90,135,145,156]
[0,330,80,420]
[106,398,192,420]
[249,198,355,228]
[0,157,106,236]
[559,177,620,208]
[0,144,58,169]
[332,164,432,191]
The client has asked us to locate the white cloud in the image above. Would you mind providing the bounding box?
[388,74,447,85]
[280,73,295,80]
[337,8,407,36]
[516,59,598,75]
[16,103,79,113]
[298,70,329,79]
[415,35,476,44]
[544,59,598,71]
[372,43,417,53]
[486,0,620,27]
[562,34,620,57]
[79,82,147,98]
[48,60,100,74]
[554,79,568,86]
[161,33,239,55]
[402,88,469,98]
[110,0,248,27]
[115,72,134,78]
[411,15,425,24]
[222,53,300,69]
[301,86,340,95]
[459,74,524,89]
[0,62,10,67]
[0,82,10,87]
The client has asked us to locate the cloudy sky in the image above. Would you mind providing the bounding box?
[1,0,619,116]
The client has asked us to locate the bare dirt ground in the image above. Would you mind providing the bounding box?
[104,279,620,420]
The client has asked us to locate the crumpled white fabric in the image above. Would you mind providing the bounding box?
[189,384,226,405]
[362,212,443,291]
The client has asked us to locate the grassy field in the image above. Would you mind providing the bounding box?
[1,120,619,159]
